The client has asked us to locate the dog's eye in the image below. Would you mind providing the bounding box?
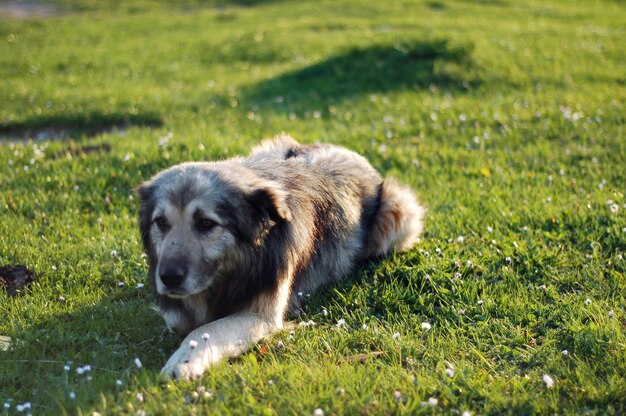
[153,216,169,231]
[196,218,217,233]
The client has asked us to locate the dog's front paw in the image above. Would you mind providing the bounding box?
[161,338,209,380]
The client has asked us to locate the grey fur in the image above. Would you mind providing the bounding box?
[137,135,425,377]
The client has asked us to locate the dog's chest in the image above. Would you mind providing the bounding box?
[183,295,210,326]
[159,295,211,334]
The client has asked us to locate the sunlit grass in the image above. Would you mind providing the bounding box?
[0,0,625,414]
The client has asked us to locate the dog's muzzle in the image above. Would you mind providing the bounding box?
[159,264,187,289]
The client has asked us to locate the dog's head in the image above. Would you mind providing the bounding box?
[136,162,291,299]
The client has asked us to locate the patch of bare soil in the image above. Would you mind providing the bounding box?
[0,1,57,19]
[0,264,35,296]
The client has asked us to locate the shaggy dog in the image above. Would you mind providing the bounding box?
[137,135,425,379]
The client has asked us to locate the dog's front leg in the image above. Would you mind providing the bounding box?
[161,313,276,379]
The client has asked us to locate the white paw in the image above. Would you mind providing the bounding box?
[161,338,209,380]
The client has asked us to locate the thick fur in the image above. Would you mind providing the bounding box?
[137,135,425,379]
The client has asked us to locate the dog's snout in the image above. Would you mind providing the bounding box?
[160,264,187,288]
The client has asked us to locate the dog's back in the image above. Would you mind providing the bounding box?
[248,136,425,305]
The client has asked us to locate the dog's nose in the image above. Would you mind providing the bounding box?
[160,265,186,288]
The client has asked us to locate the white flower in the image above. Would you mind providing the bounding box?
[3,402,10,409]
[477,299,484,305]
[336,319,346,328]
[466,260,473,267]
[505,256,512,264]
[543,374,554,388]
[336,387,345,396]
[314,409,324,416]
[136,283,144,289]
[77,367,85,375]
[393,390,402,401]
[584,298,592,305]
[445,368,455,377]
[159,132,172,146]
[268,379,274,385]
[362,324,368,330]
[69,391,76,400]
[539,284,547,290]
[136,393,144,402]
[462,412,472,416]
[457,236,465,243]
[322,308,328,316]
[608,310,614,317]
[116,379,123,386]
[562,350,568,356]
[609,203,619,214]
[435,247,442,254]
[189,340,198,349]
[17,404,25,412]
[110,250,117,257]
[487,226,493,233]
[421,322,432,331]
[277,341,284,349]
[64,364,70,371]
[428,397,438,407]
[118,281,124,287]
[392,332,400,340]
[134,357,142,369]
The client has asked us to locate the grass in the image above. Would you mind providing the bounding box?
[0,0,625,414]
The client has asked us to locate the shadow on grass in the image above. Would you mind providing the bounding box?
[0,112,163,141]
[243,38,476,115]
[0,291,176,410]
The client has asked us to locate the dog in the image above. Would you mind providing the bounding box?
[137,135,425,379]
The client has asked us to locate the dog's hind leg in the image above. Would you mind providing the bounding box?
[366,178,425,257]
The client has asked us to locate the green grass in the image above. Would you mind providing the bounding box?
[1,0,625,414]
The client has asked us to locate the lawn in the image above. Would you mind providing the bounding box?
[0,0,625,414]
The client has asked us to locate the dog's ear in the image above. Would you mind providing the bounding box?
[136,181,153,203]
[135,181,156,252]
[246,186,292,224]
